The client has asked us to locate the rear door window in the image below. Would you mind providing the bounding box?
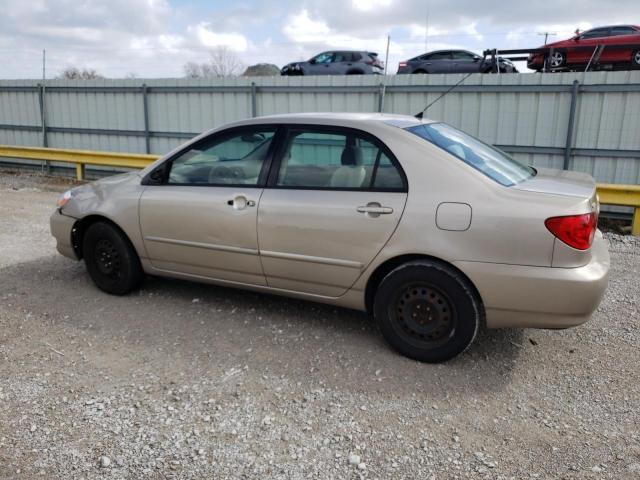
[274,128,406,191]
[610,26,637,36]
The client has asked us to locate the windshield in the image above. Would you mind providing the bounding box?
[406,123,535,186]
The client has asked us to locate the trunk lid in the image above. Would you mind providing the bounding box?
[513,167,596,199]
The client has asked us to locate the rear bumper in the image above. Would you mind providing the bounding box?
[50,210,78,259]
[454,232,610,329]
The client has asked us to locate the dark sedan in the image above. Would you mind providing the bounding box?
[397,49,517,74]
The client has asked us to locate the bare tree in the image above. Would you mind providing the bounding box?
[57,67,105,80]
[183,46,245,78]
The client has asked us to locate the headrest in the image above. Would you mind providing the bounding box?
[341,146,363,166]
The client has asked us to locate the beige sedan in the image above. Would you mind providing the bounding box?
[50,113,610,362]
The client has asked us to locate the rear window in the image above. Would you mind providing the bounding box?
[406,123,535,186]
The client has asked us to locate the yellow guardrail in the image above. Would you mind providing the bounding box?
[0,145,639,235]
[597,183,640,236]
[0,145,158,181]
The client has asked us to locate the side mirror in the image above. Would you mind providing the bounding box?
[573,36,580,42]
[145,165,167,185]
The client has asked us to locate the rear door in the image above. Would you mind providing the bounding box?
[605,26,640,63]
[421,52,452,73]
[257,126,408,297]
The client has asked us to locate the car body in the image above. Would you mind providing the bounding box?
[528,25,640,71]
[50,113,609,362]
[281,51,383,76]
[397,49,517,74]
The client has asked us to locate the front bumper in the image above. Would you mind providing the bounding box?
[454,231,610,329]
[50,210,78,259]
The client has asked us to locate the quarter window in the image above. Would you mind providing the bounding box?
[275,129,405,190]
[167,129,276,185]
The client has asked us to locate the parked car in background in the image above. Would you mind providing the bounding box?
[397,49,517,74]
[50,113,609,363]
[281,51,383,75]
[527,25,640,71]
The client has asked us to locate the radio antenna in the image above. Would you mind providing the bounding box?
[415,70,475,119]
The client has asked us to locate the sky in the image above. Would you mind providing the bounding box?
[0,0,636,79]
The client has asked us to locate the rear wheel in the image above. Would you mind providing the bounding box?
[632,50,640,69]
[413,69,428,74]
[373,260,482,363]
[82,221,143,295]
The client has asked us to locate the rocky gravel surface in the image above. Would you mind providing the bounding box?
[1,171,639,479]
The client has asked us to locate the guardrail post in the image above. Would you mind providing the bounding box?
[378,83,386,113]
[251,82,257,117]
[76,163,85,181]
[142,84,151,154]
[633,207,640,236]
[563,79,580,170]
[37,83,50,173]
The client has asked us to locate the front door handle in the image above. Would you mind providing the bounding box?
[357,202,393,218]
[227,196,255,210]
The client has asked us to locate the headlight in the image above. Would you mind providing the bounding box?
[56,190,74,208]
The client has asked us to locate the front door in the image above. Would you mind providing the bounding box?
[139,126,278,285]
[257,127,408,297]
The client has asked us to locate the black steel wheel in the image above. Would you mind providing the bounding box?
[82,221,143,295]
[374,260,482,363]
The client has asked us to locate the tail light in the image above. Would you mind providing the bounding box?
[399,61,408,68]
[545,213,597,250]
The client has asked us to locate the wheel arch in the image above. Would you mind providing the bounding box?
[364,254,485,316]
[72,214,138,260]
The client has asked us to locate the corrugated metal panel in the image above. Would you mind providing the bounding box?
[0,72,638,184]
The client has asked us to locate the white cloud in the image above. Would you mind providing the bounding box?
[189,23,249,52]
[352,0,393,12]
[283,10,331,43]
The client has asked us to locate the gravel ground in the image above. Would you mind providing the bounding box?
[1,171,639,479]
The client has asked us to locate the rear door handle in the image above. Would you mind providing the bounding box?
[357,202,393,217]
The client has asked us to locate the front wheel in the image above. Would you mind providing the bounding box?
[373,260,482,363]
[632,50,640,69]
[548,50,566,69]
[82,221,143,295]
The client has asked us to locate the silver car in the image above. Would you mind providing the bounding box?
[50,113,610,362]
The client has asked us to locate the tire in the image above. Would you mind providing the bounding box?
[373,260,482,363]
[548,50,566,69]
[413,69,428,74]
[632,50,640,69]
[346,70,364,75]
[82,221,143,295]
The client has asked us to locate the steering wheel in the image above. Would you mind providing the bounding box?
[210,165,243,184]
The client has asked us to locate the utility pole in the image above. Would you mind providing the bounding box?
[384,35,390,75]
[42,49,46,81]
[424,0,430,51]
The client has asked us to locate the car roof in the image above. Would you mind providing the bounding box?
[233,112,434,129]
[583,24,640,31]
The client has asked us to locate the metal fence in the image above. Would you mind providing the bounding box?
[1,71,639,184]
